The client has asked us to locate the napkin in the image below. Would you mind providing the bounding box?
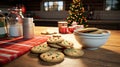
[0,36,49,64]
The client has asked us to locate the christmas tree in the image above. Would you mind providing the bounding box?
[66,0,87,27]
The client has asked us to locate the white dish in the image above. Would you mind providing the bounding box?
[74,29,111,50]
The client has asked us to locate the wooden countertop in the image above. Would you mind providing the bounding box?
[2,26,120,67]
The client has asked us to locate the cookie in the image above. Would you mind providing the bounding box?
[52,34,61,37]
[40,51,64,63]
[57,40,73,48]
[31,42,50,53]
[48,43,63,48]
[49,48,59,51]
[47,37,64,44]
[90,29,104,34]
[41,31,57,35]
[77,28,98,33]
[63,48,84,57]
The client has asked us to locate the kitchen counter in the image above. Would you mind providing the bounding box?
[2,26,120,67]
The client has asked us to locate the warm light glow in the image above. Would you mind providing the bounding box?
[105,6,111,11]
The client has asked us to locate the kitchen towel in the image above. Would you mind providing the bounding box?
[0,36,49,64]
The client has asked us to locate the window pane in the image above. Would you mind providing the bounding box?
[105,0,119,10]
[58,1,63,6]
[53,1,58,11]
[44,2,48,11]
[58,1,63,11]
[49,1,53,11]
[113,0,118,8]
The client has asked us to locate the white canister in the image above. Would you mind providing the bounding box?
[23,18,34,39]
[9,23,22,37]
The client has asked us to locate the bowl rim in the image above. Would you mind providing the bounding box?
[74,29,111,37]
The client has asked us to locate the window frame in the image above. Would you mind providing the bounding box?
[43,0,64,11]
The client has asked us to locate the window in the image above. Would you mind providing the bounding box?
[44,1,63,11]
[105,0,119,10]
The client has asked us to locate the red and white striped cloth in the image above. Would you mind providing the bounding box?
[0,36,49,64]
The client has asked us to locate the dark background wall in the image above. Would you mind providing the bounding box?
[0,0,120,30]
[0,0,105,11]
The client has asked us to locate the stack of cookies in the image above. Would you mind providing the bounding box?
[31,34,84,64]
[47,34,73,49]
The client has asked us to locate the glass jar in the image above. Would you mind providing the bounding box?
[7,8,23,37]
[0,11,7,38]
